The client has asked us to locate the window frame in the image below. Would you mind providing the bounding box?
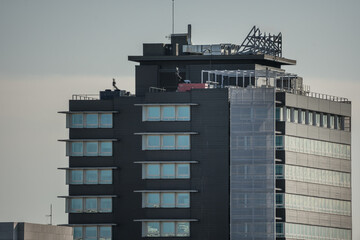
[143,221,190,237]
[67,197,113,213]
[142,134,191,150]
[68,169,113,185]
[142,163,191,179]
[68,113,114,128]
[142,105,191,122]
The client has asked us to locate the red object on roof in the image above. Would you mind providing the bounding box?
[177,83,208,92]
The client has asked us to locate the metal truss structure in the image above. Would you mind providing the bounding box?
[237,26,282,57]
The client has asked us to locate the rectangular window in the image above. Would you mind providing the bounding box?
[143,193,191,208]
[162,106,176,121]
[85,170,98,184]
[99,170,112,184]
[71,114,83,128]
[315,113,320,126]
[85,142,98,156]
[143,221,190,237]
[162,164,175,178]
[275,107,283,121]
[73,226,112,240]
[86,114,98,128]
[162,222,175,237]
[85,226,97,240]
[293,109,298,123]
[69,113,113,128]
[85,198,97,213]
[161,193,175,208]
[286,108,291,122]
[142,134,191,150]
[67,197,113,213]
[301,111,306,124]
[176,164,190,178]
[143,163,191,179]
[330,115,335,129]
[100,142,112,156]
[308,112,313,125]
[322,114,328,128]
[70,198,83,213]
[99,198,112,213]
[142,105,191,121]
[73,227,82,240]
[70,170,83,184]
[99,226,112,240]
[68,169,112,185]
[71,142,83,156]
[100,114,112,128]
[68,141,113,157]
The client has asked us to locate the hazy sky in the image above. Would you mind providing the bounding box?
[0,0,359,238]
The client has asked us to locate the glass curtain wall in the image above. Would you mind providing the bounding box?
[229,87,276,240]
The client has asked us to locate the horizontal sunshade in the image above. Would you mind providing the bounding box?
[134,190,198,193]
[134,103,198,106]
[59,223,117,226]
[134,219,198,222]
[58,111,119,114]
[134,132,198,135]
[134,161,198,164]
[58,167,118,170]
[58,139,118,142]
[58,195,117,198]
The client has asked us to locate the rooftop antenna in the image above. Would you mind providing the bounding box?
[172,0,175,34]
[113,78,119,90]
[46,204,53,225]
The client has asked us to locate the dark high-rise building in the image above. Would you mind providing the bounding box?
[59,25,352,240]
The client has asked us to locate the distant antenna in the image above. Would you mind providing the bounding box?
[172,0,175,34]
[113,78,119,90]
[46,204,53,225]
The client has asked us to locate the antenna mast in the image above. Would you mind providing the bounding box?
[172,0,175,34]
[46,204,53,225]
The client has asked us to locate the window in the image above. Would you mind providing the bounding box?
[100,198,112,213]
[68,113,113,128]
[275,165,284,178]
[143,193,191,208]
[142,105,191,121]
[322,114,328,128]
[68,169,113,185]
[301,110,306,124]
[72,226,112,240]
[276,194,284,206]
[293,109,298,123]
[286,108,291,122]
[276,136,284,149]
[308,111,313,125]
[330,115,335,129]
[143,221,190,237]
[67,197,113,213]
[142,135,191,150]
[275,107,283,121]
[68,141,113,157]
[315,113,320,126]
[70,198,83,213]
[143,163,190,179]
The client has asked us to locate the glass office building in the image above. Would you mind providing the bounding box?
[59,25,351,239]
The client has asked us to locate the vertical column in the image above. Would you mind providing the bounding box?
[229,87,276,240]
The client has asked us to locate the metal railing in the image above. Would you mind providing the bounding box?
[72,94,99,100]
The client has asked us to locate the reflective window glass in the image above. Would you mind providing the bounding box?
[100,198,112,212]
[316,113,320,126]
[146,222,160,237]
[73,227,82,239]
[71,170,83,184]
[70,199,83,213]
[162,135,175,149]
[100,142,112,156]
[286,108,291,122]
[162,106,175,121]
[99,170,112,184]
[162,222,175,236]
[86,114,98,128]
[86,142,98,156]
[146,193,160,208]
[322,114,328,128]
[72,114,83,128]
[146,164,160,179]
[85,170,98,184]
[176,222,190,236]
[176,164,190,178]
[147,136,160,150]
[176,135,190,149]
[293,109,298,123]
[100,114,112,128]
[177,193,190,208]
[309,112,313,125]
[71,142,83,156]
[85,226,97,239]
[99,227,111,240]
[161,193,175,207]
[177,106,190,121]
[85,198,97,213]
[275,107,282,121]
[162,164,175,178]
[147,107,160,121]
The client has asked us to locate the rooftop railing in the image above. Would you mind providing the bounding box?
[72,94,99,100]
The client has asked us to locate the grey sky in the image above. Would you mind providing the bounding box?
[0,0,359,238]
